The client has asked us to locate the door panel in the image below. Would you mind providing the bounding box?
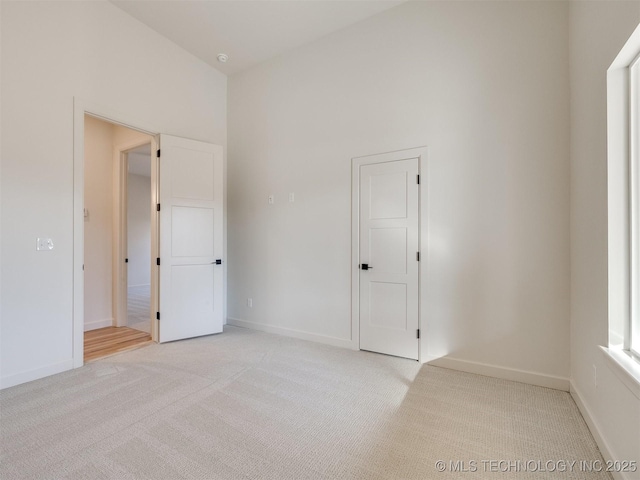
[370,227,407,274]
[359,158,419,359]
[171,150,215,200]
[370,282,408,330]
[169,264,216,339]
[171,206,215,257]
[370,171,408,219]
[159,135,223,343]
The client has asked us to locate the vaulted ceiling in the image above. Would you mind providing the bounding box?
[110,1,405,75]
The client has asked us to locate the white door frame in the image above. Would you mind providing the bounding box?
[113,140,154,337]
[73,98,160,368]
[351,146,428,362]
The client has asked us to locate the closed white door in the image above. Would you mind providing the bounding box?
[158,135,223,343]
[359,158,419,359]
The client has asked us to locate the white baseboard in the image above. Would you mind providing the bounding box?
[426,355,570,391]
[570,381,630,480]
[84,317,113,332]
[0,359,74,390]
[227,317,355,350]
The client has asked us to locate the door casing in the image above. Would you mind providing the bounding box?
[351,147,428,362]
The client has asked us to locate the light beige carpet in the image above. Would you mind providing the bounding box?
[0,326,611,479]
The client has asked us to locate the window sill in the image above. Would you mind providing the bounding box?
[599,346,640,400]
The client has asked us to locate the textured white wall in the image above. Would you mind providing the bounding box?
[0,0,226,387]
[127,172,151,287]
[84,115,114,331]
[569,2,640,471]
[228,1,571,383]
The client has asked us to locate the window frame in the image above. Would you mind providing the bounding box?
[603,23,640,399]
[630,52,640,358]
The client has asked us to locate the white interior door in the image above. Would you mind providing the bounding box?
[359,158,419,359]
[158,135,223,343]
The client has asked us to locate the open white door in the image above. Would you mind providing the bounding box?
[358,157,419,360]
[158,135,223,342]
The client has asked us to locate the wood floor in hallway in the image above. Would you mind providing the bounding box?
[84,326,152,362]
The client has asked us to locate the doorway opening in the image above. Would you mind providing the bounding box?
[124,143,152,334]
[83,114,156,362]
[74,99,225,367]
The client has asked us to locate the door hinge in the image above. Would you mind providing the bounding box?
[125,258,129,263]
[156,312,160,320]
[156,203,161,212]
[156,257,160,266]
[417,252,420,261]
[417,174,420,184]
[417,329,420,339]
[156,149,161,158]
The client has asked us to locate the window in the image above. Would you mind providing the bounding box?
[630,53,640,358]
[604,24,640,395]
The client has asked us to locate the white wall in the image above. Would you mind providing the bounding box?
[84,115,114,331]
[569,2,640,474]
[127,171,151,287]
[228,1,571,386]
[0,0,226,388]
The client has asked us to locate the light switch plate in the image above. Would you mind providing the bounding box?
[37,238,54,251]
